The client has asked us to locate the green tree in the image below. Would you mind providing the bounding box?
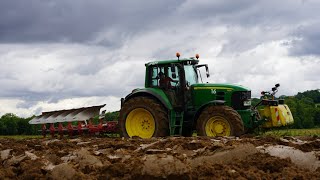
[0,113,18,135]
[105,111,119,121]
[314,108,320,126]
[0,113,39,135]
[294,102,304,129]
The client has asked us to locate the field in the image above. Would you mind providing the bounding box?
[262,128,320,137]
[1,128,320,140]
[0,134,319,179]
[0,135,42,140]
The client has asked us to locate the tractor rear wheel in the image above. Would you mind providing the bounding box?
[119,97,169,138]
[196,106,244,137]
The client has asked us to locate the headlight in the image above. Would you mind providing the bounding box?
[243,100,251,106]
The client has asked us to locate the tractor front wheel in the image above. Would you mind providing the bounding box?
[119,97,169,138]
[196,106,244,137]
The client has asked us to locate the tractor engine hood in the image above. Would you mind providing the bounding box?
[191,83,250,92]
[190,83,251,110]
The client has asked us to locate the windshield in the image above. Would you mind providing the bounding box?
[184,65,198,85]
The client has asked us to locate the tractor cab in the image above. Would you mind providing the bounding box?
[146,53,208,87]
[145,54,210,108]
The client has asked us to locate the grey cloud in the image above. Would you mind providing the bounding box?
[1,0,319,57]
[0,0,184,44]
[174,1,320,56]
[177,0,254,22]
[34,107,43,115]
[73,59,107,76]
[177,0,311,26]
[0,80,128,103]
[16,100,38,109]
[0,87,54,102]
[290,23,320,56]
[0,67,127,103]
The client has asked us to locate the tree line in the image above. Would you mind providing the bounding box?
[283,90,320,128]
[0,89,319,135]
[0,114,38,135]
[0,111,120,135]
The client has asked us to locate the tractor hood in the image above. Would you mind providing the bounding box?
[190,83,251,110]
[191,83,250,92]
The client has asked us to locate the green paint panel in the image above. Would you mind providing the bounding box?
[133,87,173,110]
[191,83,250,109]
[190,83,253,128]
[237,109,253,128]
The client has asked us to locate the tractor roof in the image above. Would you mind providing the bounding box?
[145,58,199,66]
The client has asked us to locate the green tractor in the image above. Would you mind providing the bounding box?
[119,53,261,138]
[29,53,293,138]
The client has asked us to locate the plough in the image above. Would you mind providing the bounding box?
[29,104,118,138]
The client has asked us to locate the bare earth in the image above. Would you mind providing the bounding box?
[0,136,319,179]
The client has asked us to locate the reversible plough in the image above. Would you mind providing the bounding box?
[29,104,118,138]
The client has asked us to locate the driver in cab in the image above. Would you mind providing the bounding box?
[158,72,178,89]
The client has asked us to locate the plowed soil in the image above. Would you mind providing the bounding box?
[0,136,319,179]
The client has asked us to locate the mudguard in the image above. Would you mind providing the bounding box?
[193,100,226,122]
[123,88,173,110]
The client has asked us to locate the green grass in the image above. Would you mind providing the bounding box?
[0,135,43,140]
[261,128,320,137]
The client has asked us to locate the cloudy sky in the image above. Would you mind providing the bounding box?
[0,0,319,117]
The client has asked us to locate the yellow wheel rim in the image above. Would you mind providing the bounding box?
[125,108,155,138]
[205,116,231,136]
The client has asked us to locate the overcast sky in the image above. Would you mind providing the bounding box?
[0,0,319,117]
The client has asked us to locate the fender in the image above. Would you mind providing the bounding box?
[122,88,173,110]
[193,100,226,123]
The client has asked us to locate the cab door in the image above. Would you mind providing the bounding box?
[148,65,182,107]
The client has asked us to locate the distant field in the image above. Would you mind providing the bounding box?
[262,128,320,136]
[0,135,42,139]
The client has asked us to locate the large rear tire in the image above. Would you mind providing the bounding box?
[196,106,244,137]
[119,97,169,138]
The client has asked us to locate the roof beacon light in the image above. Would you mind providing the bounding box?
[195,54,199,59]
[176,52,180,60]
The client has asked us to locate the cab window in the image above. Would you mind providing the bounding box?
[149,65,179,87]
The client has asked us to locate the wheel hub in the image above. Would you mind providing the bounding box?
[214,123,224,134]
[205,116,231,136]
[141,117,152,129]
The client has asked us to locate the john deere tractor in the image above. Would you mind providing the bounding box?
[29,53,293,138]
[119,53,288,138]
